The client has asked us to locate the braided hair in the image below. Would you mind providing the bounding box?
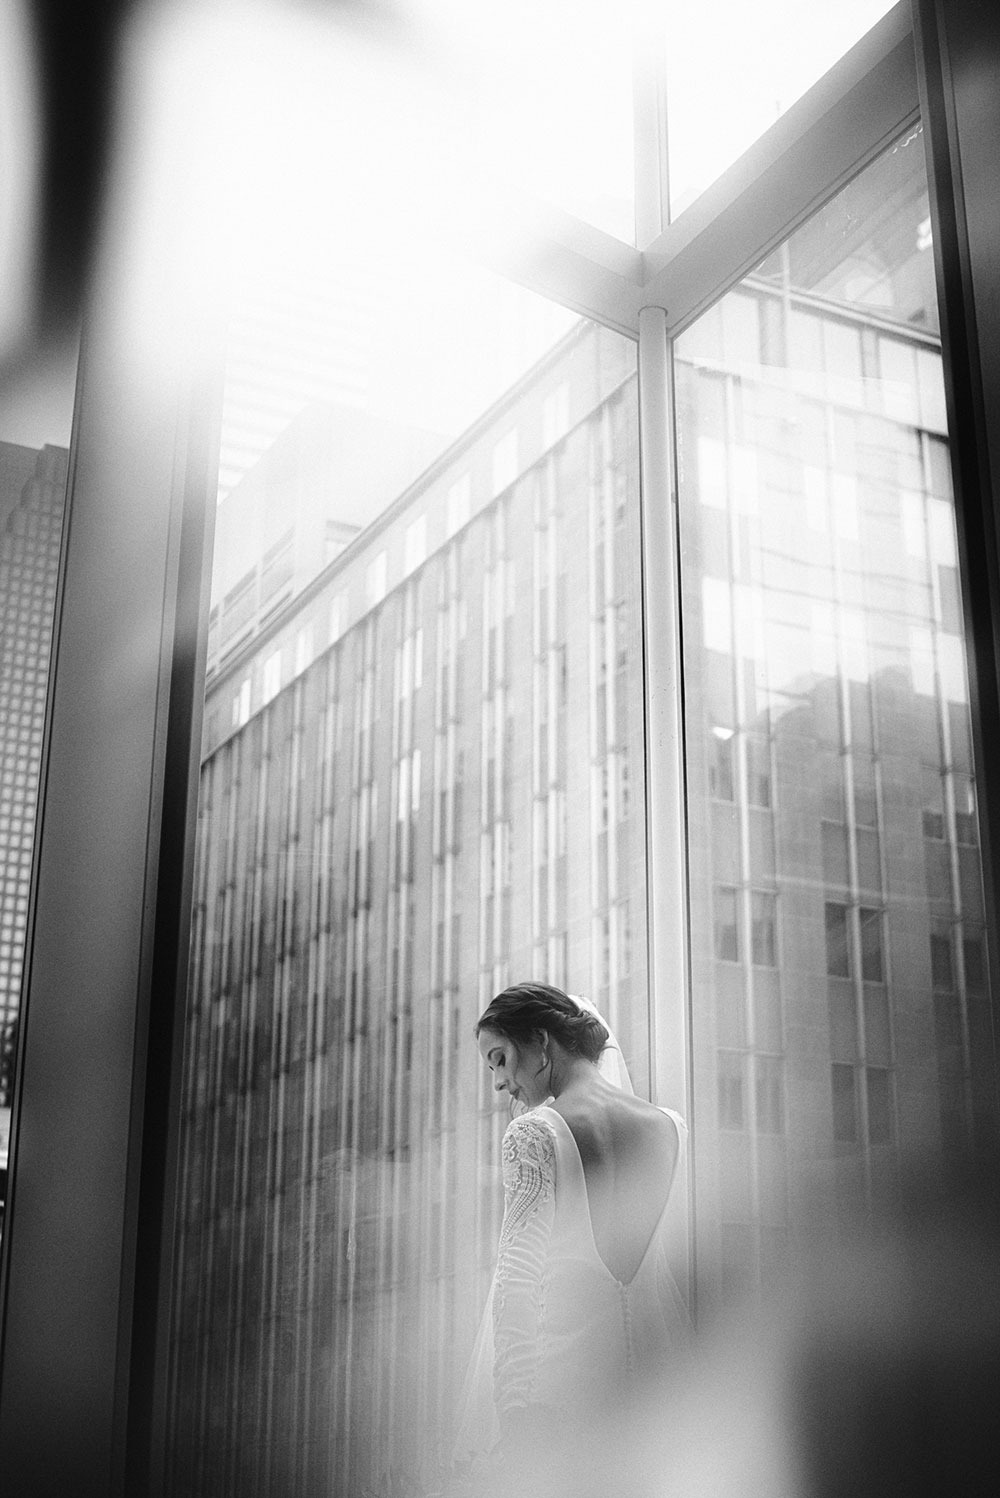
[476,982,609,1063]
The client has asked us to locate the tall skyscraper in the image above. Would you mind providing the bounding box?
[0,443,67,1224]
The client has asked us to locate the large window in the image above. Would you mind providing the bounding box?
[157,9,1000,1494]
[170,234,645,1490]
[676,126,994,1311]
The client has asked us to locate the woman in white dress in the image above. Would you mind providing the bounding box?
[453,982,689,1483]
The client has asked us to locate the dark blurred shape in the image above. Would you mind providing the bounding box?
[27,0,134,338]
[21,0,408,346]
[792,1153,1000,1497]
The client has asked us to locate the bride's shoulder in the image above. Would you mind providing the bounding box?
[503,1107,557,1145]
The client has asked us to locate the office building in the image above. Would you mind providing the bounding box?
[0,443,66,1193]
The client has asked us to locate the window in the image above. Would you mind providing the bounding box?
[542,383,570,447]
[404,515,427,574]
[491,430,519,495]
[129,15,1000,1494]
[751,891,777,968]
[232,678,251,728]
[832,1063,857,1144]
[922,765,945,840]
[447,475,471,537]
[262,650,282,704]
[756,1056,784,1135]
[930,928,954,991]
[715,887,739,962]
[825,902,850,978]
[866,1067,892,1146]
[674,118,999,1318]
[294,625,314,677]
[718,1051,745,1130]
[746,735,771,809]
[366,551,388,607]
[859,907,883,984]
[954,773,977,845]
[709,726,735,800]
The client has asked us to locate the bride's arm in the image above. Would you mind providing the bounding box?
[492,1113,557,1431]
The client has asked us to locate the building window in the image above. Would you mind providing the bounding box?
[542,383,570,448]
[718,1051,745,1130]
[930,928,954,990]
[831,1063,857,1143]
[866,1067,892,1146]
[404,515,427,574]
[858,907,883,983]
[709,726,735,800]
[491,430,519,495]
[262,650,282,704]
[232,678,251,728]
[715,886,739,962]
[964,933,986,992]
[825,901,850,978]
[954,773,977,845]
[366,551,388,607]
[922,765,945,839]
[751,891,777,968]
[446,475,471,537]
[294,625,314,677]
[756,1055,784,1135]
[746,734,771,808]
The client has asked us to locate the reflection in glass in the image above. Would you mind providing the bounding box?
[168,248,644,1489]
[676,126,998,1315]
[0,348,77,1242]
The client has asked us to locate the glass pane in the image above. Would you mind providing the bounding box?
[166,43,645,1481]
[410,0,635,241]
[665,1,897,217]
[676,127,999,1313]
[0,346,77,1243]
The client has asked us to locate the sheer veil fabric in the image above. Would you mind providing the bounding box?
[452,994,689,1472]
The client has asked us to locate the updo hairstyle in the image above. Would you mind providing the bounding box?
[476,982,609,1064]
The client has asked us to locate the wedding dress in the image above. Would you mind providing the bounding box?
[453,1099,690,1462]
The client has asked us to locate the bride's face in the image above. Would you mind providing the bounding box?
[478,1027,548,1108]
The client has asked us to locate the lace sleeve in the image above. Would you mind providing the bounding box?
[492,1113,557,1426]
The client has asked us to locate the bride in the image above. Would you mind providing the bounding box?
[453,982,689,1481]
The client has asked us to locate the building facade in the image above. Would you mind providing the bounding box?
[0,444,67,1227]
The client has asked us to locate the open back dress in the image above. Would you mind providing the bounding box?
[454,1103,690,1462]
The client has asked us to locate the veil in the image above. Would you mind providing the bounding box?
[571,992,634,1095]
[506,993,634,1119]
[452,994,634,1465]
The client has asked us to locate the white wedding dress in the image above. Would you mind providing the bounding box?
[454,1102,690,1463]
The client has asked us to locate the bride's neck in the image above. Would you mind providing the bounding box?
[549,1053,600,1098]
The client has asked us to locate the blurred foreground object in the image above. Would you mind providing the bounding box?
[789,1153,1000,1498]
[441,1151,999,1498]
[0,0,408,362]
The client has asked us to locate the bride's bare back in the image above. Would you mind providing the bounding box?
[551,1085,680,1284]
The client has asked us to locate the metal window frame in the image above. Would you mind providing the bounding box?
[484,4,918,337]
[5,1,1000,1491]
